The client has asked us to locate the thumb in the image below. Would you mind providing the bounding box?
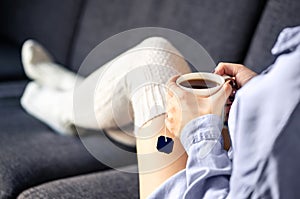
[211,81,232,105]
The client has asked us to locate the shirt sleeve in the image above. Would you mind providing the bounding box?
[180,114,231,199]
[148,114,232,199]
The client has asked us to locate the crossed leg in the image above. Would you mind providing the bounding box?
[21,37,190,198]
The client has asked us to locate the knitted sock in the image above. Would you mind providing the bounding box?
[130,38,191,131]
[90,37,191,136]
[21,82,75,135]
[22,39,83,90]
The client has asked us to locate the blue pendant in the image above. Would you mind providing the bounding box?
[156,136,174,154]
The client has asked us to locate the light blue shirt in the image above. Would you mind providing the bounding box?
[149,26,300,199]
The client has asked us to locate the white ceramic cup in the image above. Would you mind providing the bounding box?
[176,72,230,97]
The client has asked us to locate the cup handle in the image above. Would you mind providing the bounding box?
[222,75,233,81]
[222,75,239,90]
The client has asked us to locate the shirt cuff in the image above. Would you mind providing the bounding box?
[180,114,223,153]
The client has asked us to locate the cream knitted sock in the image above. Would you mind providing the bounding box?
[21,82,75,135]
[129,37,191,130]
[22,40,83,90]
[92,37,191,134]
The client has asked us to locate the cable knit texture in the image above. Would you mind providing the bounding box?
[21,37,191,139]
[93,37,191,131]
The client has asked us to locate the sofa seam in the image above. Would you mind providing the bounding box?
[241,0,270,65]
[65,0,88,70]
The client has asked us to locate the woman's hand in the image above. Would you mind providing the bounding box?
[214,63,257,88]
[214,63,257,125]
[165,75,232,138]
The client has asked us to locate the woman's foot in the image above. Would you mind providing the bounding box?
[21,82,75,135]
[21,40,83,90]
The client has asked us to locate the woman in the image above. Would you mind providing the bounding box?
[21,26,300,198]
[148,26,300,198]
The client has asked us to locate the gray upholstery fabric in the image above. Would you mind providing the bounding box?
[274,102,300,199]
[0,39,24,81]
[244,0,300,73]
[1,0,299,198]
[0,81,137,199]
[69,0,267,72]
[18,165,139,199]
[0,0,83,67]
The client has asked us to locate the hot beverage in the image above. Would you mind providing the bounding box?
[179,79,220,89]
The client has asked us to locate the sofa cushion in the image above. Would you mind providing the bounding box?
[0,81,137,199]
[0,38,24,81]
[69,0,267,72]
[18,165,139,199]
[244,0,300,73]
[0,0,83,68]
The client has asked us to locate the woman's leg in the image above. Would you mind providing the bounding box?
[22,37,190,135]
[21,37,190,196]
[73,37,191,131]
[136,114,188,198]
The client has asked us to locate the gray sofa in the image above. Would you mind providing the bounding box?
[0,0,299,198]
